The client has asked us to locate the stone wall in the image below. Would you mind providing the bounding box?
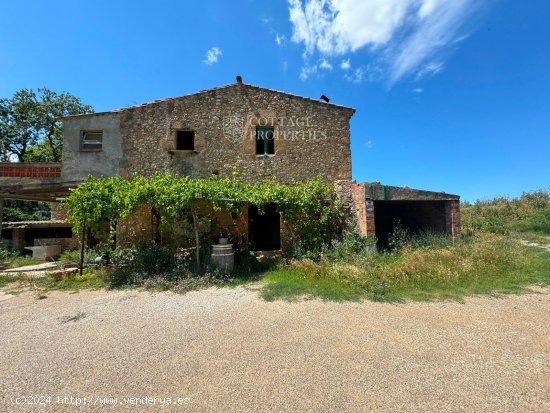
[116,204,156,247]
[50,202,69,221]
[117,83,354,183]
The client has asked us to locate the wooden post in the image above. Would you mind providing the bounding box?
[79,222,86,277]
[0,198,4,243]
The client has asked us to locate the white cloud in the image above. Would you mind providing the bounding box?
[275,33,285,46]
[288,0,479,85]
[204,47,222,65]
[344,67,366,84]
[412,88,424,93]
[340,58,351,70]
[415,61,444,80]
[319,58,333,70]
[299,65,318,81]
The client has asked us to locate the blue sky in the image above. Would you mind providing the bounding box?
[1,0,549,201]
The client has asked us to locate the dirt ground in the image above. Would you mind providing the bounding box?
[0,285,549,412]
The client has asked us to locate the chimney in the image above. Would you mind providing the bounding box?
[320,95,330,103]
[236,75,243,84]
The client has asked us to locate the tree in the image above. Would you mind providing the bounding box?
[0,88,93,162]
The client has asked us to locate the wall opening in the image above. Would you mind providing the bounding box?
[176,130,195,150]
[248,203,281,251]
[80,131,103,151]
[255,127,275,156]
[373,200,448,249]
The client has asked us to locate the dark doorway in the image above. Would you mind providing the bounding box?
[373,201,447,249]
[248,203,281,251]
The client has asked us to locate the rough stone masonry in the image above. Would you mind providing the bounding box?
[56,78,460,249]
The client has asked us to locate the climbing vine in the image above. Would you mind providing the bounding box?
[63,173,343,248]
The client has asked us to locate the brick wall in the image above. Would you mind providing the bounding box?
[445,200,461,239]
[0,164,61,178]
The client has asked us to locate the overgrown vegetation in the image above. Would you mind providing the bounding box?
[2,200,51,221]
[461,189,550,235]
[6,183,547,302]
[261,232,550,302]
[261,189,550,302]
[0,247,42,268]
[63,174,343,271]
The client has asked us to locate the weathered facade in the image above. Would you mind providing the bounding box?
[61,82,354,184]
[0,78,461,251]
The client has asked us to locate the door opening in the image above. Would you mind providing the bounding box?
[248,203,281,251]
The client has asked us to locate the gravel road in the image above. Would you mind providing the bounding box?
[0,285,549,412]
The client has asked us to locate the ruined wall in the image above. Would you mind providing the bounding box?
[334,180,376,237]
[445,200,461,239]
[118,84,354,183]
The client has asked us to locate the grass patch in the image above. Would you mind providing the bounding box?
[0,275,25,288]
[2,256,44,269]
[260,233,550,302]
[34,270,107,291]
[512,232,550,245]
[261,269,364,302]
[0,246,45,269]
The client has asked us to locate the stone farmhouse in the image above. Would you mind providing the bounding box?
[0,77,460,254]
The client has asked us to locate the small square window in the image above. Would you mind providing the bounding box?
[176,130,195,150]
[256,127,274,156]
[80,131,103,151]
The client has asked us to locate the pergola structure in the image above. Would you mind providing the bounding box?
[0,163,79,253]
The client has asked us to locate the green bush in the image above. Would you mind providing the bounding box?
[327,231,376,259]
[462,189,550,235]
[0,247,19,263]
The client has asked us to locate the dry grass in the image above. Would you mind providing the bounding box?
[261,233,550,301]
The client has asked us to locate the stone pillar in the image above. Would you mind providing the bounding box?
[12,227,26,253]
[445,200,461,239]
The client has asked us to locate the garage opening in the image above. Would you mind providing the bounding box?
[373,201,447,249]
[248,203,281,251]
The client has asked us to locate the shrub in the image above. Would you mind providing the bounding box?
[0,247,19,263]
[462,188,550,235]
[326,231,376,260]
[59,248,100,266]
